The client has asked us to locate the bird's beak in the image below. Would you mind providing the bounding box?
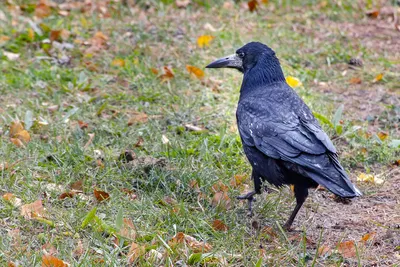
[206,54,243,70]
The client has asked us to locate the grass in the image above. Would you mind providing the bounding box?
[0,0,399,266]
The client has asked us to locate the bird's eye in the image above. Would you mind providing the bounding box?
[237,52,245,58]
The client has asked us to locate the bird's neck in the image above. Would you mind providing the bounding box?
[240,56,285,95]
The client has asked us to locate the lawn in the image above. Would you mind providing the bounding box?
[0,0,399,266]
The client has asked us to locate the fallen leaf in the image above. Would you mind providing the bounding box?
[186,65,205,79]
[78,120,88,129]
[357,173,384,185]
[35,3,52,18]
[159,66,174,82]
[161,134,170,145]
[286,76,302,88]
[212,219,229,231]
[366,10,379,19]
[134,136,144,147]
[9,121,30,146]
[360,232,376,243]
[377,131,389,141]
[248,0,258,12]
[21,200,46,219]
[128,112,148,126]
[3,193,22,207]
[41,254,68,267]
[94,189,110,202]
[58,192,76,200]
[70,180,83,191]
[119,218,136,240]
[373,73,383,83]
[197,35,214,48]
[111,58,125,67]
[176,0,190,8]
[349,77,362,84]
[121,188,138,200]
[127,242,145,263]
[83,133,95,149]
[169,232,212,252]
[337,240,356,258]
[261,226,277,238]
[229,174,247,187]
[318,244,331,256]
[150,68,159,75]
[211,191,231,209]
[73,240,84,258]
[3,51,20,61]
[184,124,206,132]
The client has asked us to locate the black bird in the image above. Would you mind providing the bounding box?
[206,42,361,230]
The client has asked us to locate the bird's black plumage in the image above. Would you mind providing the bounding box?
[206,42,361,229]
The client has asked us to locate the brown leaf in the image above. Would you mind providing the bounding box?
[58,192,76,200]
[349,77,362,84]
[212,219,229,231]
[3,193,22,207]
[119,218,136,240]
[360,232,376,243]
[377,131,389,141]
[261,226,277,238]
[127,242,145,263]
[9,121,30,146]
[83,133,95,149]
[127,112,148,126]
[229,174,247,187]
[211,181,229,193]
[21,200,46,219]
[186,65,205,79]
[9,121,24,137]
[159,66,174,82]
[248,0,258,12]
[41,254,68,267]
[35,3,52,18]
[366,10,379,19]
[134,136,144,147]
[73,240,84,258]
[70,180,83,191]
[150,68,159,75]
[176,0,191,8]
[10,138,24,148]
[8,262,16,267]
[337,240,356,258]
[211,191,231,209]
[318,244,331,256]
[78,120,89,129]
[169,232,212,252]
[94,189,110,202]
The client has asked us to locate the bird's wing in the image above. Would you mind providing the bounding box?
[237,92,360,197]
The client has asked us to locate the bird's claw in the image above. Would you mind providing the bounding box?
[237,191,257,216]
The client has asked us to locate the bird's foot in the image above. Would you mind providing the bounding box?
[282,223,292,232]
[237,191,257,216]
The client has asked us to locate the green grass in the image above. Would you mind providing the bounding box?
[0,0,399,266]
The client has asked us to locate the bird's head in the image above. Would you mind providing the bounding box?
[206,42,276,73]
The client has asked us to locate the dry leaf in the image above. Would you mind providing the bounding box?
[10,138,24,147]
[377,131,389,141]
[169,232,212,252]
[318,244,331,256]
[35,3,51,18]
[3,51,20,61]
[159,66,174,82]
[127,242,145,263]
[111,59,125,67]
[41,254,68,267]
[286,76,302,88]
[3,193,22,207]
[349,77,362,84]
[211,191,231,209]
[58,192,76,200]
[211,181,229,193]
[73,240,84,258]
[212,219,229,231]
[94,189,110,202]
[229,174,247,187]
[197,35,214,48]
[186,65,205,79]
[176,0,191,8]
[357,173,384,185]
[119,218,136,240]
[366,10,379,18]
[161,134,170,145]
[360,232,376,243]
[9,121,30,146]
[261,226,277,238]
[128,112,148,126]
[134,136,144,147]
[184,124,206,132]
[21,200,46,219]
[150,68,159,75]
[78,120,88,129]
[373,73,383,83]
[337,240,356,258]
[248,0,258,12]
[70,180,83,191]
[121,188,138,200]
[83,133,95,149]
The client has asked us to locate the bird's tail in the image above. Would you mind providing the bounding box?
[305,154,362,198]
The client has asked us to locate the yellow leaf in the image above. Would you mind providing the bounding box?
[373,73,383,82]
[42,254,68,267]
[27,29,35,41]
[286,76,302,88]
[16,130,31,143]
[111,58,125,67]
[9,121,24,137]
[377,131,389,141]
[349,77,362,84]
[357,173,384,185]
[337,240,356,258]
[197,35,214,48]
[360,232,376,243]
[186,65,205,79]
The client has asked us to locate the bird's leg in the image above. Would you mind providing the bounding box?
[283,185,308,231]
[236,170,262,215]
